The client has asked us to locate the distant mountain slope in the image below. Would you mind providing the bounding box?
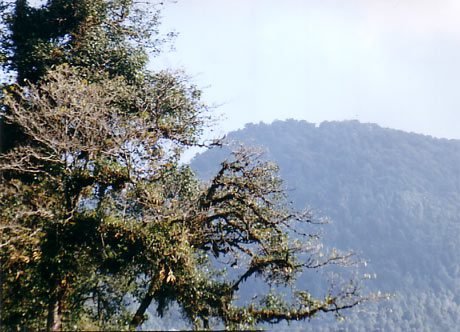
[191,120,460,331]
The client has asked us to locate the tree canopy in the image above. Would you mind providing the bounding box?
[0,1,371,330]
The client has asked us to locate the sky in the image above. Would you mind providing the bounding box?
[150,0,460,140]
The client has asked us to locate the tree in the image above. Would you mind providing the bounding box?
[0,1,373,330]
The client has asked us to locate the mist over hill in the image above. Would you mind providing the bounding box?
[191,119,460,331]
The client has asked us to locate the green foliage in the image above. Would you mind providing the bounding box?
[0,0,167,83]
[0,2,370,331]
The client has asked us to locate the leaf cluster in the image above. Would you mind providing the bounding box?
[0,0,169,83]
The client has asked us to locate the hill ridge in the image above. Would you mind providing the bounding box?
[192,119,460,331]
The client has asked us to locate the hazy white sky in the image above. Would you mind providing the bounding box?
[151,0,460,140]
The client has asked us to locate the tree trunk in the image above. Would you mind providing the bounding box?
[47,284,64,331]
[130,282,155,328]
[0,117,3,154]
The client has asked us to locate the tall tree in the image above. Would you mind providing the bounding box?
[0,1,374,330]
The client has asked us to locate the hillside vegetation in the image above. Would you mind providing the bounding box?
[192,119,460,331]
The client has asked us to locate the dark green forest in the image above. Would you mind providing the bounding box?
[192,119,460,331]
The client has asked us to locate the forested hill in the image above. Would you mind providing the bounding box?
[191,119,460,331]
